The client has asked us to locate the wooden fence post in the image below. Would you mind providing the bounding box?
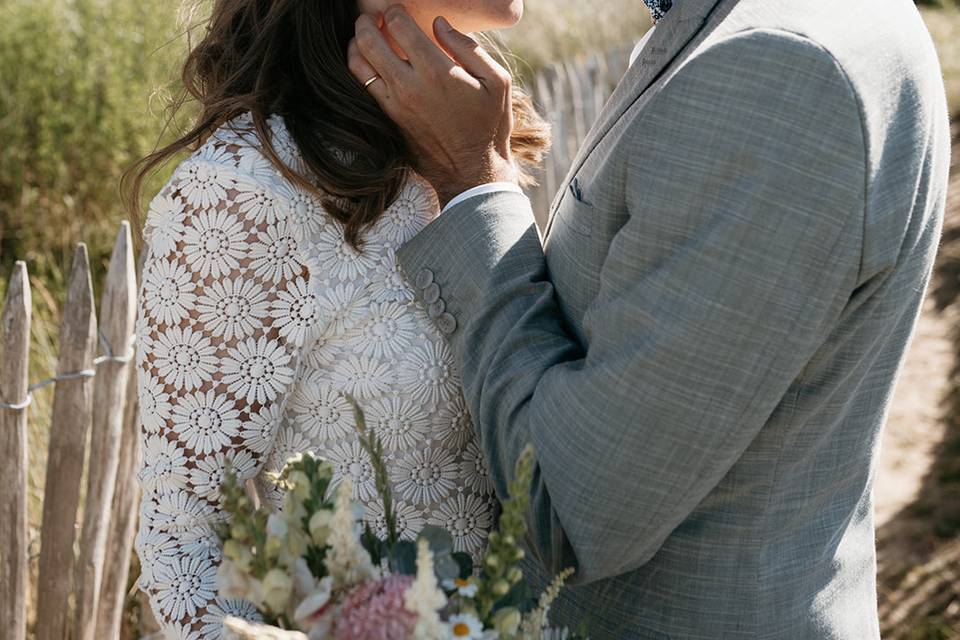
[74,223,137,640]
[0,262,32,640]
[35,244,97,640]
[95,247,145,639]
[527,46,634,230]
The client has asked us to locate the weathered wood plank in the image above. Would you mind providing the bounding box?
[95,246,145,640]
[35,244,98,640]
[0,262,32,640]
[526,47,634,232]
[74,223,138,640]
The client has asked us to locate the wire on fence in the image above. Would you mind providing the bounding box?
[0,331,136,412]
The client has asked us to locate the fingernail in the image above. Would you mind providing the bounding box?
[437,16,453,32]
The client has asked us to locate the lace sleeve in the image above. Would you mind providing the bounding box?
[133,141,312,639]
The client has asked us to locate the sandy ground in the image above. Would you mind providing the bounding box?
[875,298,956,527]
[875,132,960,530]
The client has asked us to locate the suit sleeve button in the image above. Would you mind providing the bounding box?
[415,269,434,289]
[423,282,441,304]
[428,299,446,318]
[436,313,457,335]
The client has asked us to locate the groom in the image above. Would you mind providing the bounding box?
[350,0,951,637]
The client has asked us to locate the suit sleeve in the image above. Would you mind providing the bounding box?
[397,30,867,584]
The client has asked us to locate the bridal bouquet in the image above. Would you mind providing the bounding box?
[215,405,584,640]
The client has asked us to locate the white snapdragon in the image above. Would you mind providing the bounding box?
[404,538,449,640]
[324,478,376,590]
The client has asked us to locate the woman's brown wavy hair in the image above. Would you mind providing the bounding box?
[124,0,550,248]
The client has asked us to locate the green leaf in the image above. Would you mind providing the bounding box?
[434,553,462,582]
[492,578,533,613]
[389,541,418,575]
[452,552,474,579]
[418,525,454,556]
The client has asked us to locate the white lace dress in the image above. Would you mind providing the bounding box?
[134,114,496,638]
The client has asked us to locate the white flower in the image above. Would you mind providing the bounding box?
[250,221,304,284]
[134,523,176,585]
[293,577,335,634]
[235,177,290,226]
[145,192,186,255]
[460,440,495,495]
[392,447,459,506]
[188,449,256,501]
[404,539,448,639]
[152,326,218,391]
[347,301,418,360]
[370,250,416,304]
[142,258,197,327]
[441,578,478,598]
[398,340,457,408]
[450,613,486,639]
[235,144,281,185]
[177,159,236,210]
[367,396,430,452]
[288,382,355,443]
[221,336,296,405]
[377,177,435,244]
[310,223,381,282]
[329,441,377,502]
[269,426,315,477]
[267,512,289,539]
[152,553,218,620]
[272,276,320,347]
[437,394,474,451]
[200,598,263,638]
[428,494,493,554]
[268,115,308,174]
[138,375,172,434]
[262,568,294,614]
[520,568,576,638]
[325,479,376,589]
[315,282,365,336]
[143,488,220,533]
[288,188,328,240]
[364,500,426,542]
[182,208,249,279]
[170,390,241,455]
[138,434,189,493]
[330,354,393,401]
[239,404,283,454]
[180,527,223,562]
[303,332,344,370]
[195,277,270,341]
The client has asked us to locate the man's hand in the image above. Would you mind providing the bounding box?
[348,5,518,207]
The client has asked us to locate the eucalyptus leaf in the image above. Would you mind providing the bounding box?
[417,525,454,556]
[452,552,474,579]
[434,554,462,581]
[389,540,418,575]
[493,579,533,612]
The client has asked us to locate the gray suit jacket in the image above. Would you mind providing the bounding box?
[397,0,952,637]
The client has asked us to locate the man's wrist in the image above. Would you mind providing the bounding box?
[435,152,518,207]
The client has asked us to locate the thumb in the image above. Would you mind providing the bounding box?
[433,16,506,83]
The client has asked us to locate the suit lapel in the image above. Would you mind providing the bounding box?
[543,0,724,238]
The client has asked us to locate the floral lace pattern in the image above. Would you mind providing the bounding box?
[134,114,496,639]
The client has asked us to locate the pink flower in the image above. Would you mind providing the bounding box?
[334,575,418,640]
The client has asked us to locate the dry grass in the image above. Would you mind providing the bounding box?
[922,5,960,114]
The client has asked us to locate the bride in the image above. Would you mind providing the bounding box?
[126,0,548,636]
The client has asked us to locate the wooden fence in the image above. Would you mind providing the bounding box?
[0,223,141,640]
[526,45,633,227]
[0,45,634,640]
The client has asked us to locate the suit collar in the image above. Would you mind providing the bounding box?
[543,0,725,238]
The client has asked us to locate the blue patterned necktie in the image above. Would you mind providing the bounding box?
[643,0,674,22]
